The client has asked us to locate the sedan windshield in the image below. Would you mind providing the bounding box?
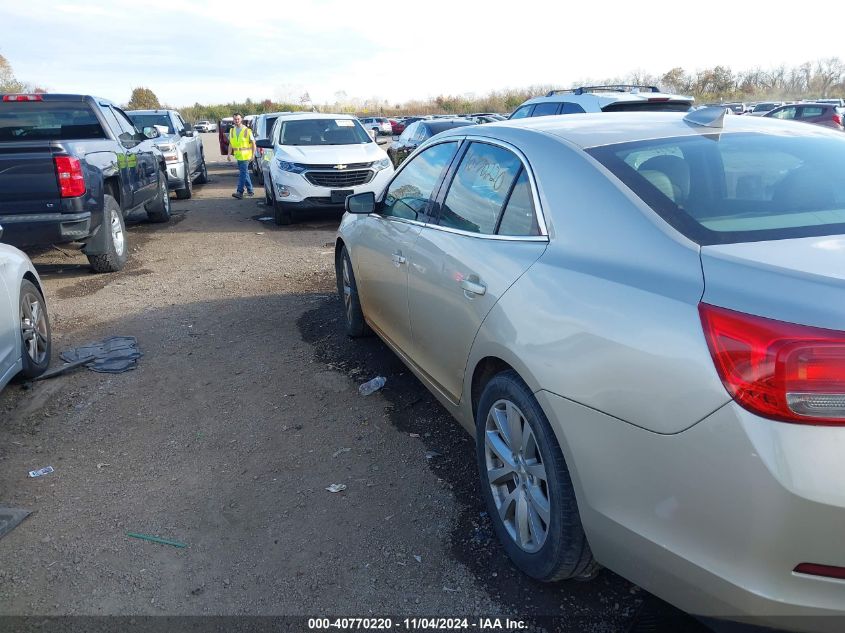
[127,114,173,133]
[278,119,372,145]
[587,131,845,245]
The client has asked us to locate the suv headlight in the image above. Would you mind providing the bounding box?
[156,143,179,162]
[372,158,391,172]
[277,160,306,174]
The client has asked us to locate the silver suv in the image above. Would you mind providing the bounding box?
[509,85,694,119]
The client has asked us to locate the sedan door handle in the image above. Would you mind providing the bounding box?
[460,278,487,296]
[391,252,406,266]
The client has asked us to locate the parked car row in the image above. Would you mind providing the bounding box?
[333,107,845,631]
[0,92,215,388]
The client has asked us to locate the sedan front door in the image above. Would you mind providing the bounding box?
[351,141,461,354]
[407,141,548,401]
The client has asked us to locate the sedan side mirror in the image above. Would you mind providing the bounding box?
[256,139,274,149]
[346,192,375,214]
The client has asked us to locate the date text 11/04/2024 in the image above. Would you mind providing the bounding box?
[307,618,528,630]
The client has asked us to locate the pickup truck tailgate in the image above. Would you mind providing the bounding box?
[0,142,61,214]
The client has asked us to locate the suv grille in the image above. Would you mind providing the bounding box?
[305,170,373,187]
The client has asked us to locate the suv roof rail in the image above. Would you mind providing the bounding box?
[545,85,662,97]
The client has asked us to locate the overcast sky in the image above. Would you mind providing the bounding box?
[2,0,843,107]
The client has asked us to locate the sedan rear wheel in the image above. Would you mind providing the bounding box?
[476,370,598,581]
[19,280,51,378]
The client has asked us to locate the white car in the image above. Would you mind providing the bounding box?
[258,113,394,225]
[358,117,393,136]
[0,237,51,391]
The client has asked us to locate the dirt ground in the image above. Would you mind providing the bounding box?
[0,137,709,632]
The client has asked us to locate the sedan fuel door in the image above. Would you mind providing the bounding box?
[352,141,461,354]
[408,140,548,402]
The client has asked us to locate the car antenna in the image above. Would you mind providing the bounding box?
[683,106,727,128]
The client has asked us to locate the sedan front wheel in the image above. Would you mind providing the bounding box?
[336,246,370,338]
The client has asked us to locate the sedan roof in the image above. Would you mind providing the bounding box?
[434,111,840,149]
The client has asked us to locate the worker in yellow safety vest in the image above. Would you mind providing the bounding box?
[227,112,257,199]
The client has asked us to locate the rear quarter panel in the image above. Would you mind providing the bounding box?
[462,129,729,434]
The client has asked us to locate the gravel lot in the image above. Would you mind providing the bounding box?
[0,134,709,632]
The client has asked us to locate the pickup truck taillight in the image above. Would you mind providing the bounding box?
[2,94,43,102]
[54,156,86,198]
[699,303,845,425]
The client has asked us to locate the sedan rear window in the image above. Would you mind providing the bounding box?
[601,100,693,113]
[587,132,845,245]
[0,102,106,140]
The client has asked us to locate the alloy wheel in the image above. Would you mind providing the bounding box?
[484,399,551,553]
[111,209,125,256]
[342,256,353,324]
[20,291,48,365]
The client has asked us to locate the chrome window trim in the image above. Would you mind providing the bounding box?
[420,223,549,242]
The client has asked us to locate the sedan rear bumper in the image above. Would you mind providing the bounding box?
[536,391,845,631]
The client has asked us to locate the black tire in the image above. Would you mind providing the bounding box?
[335,246,370,337]
[87,194,129,273]
[18,280,51,379]
[264,175,274,206]
[273,200,293,226]
[255,163,264,186]
[146,168,172,223]
[194,156,208,184]
[175,158,192,199]
[476,370,597,582]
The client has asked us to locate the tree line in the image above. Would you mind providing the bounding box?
[4,55,845,121]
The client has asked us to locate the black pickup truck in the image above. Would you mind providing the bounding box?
[0,93,172,272]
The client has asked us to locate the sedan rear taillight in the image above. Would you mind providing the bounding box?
[699,303,845,425]
[833,113,842,126]
[54,156,86,198]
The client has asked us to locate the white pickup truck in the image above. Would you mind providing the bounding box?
[127,109,208,199]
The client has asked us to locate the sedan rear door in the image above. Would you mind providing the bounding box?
[407,140,548,401]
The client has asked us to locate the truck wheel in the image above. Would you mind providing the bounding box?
[18,279,51,379]
[146,168,172,223]
[195,156,208,184]
[175,158,192,199]
[87,195,128,273]
[273,200,293,226]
